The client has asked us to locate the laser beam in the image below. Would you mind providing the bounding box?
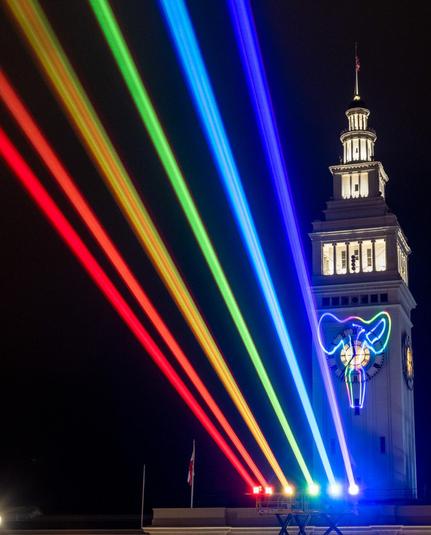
[88,0,313,486]
[0,127,256,489]
[0,71,267,487]
[227,0,356,487]
[5,0,289,487]
[158,0,335,485]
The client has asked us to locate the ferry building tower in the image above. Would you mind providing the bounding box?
[310,69,417,499]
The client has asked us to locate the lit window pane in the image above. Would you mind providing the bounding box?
[353,139,360,161]
[351,173,360,197]
[360,172,369,197]
[349,242,360,273]
[336,243,347,274]
[322,243,334,275]
[397,243,408,283]
[375,239,386,271]
[361,240,373,272]
[342,174,351,199]
[360,139,366,160]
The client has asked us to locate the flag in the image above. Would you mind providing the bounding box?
[355,54,360,72]
[187,441,195,486]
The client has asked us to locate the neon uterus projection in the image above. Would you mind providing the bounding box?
[318,312,391,409]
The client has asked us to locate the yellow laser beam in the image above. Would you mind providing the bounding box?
[6,0,289,487]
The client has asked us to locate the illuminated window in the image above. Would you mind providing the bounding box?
[352,139,360,161]
[360,139,366,160]
[361,240,373,272]
[397,243,408,283]
[401,254,407,282]
[349,242,360,273]
[341,172,368,199]
[375,239,386,271]
[322,243,334,275]
[342,174,350,198]
[360,172,369,197]
[351,173,360,197]
[336,242,347,274]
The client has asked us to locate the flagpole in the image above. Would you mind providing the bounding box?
[190,440,195,508]
[140,464,146,529]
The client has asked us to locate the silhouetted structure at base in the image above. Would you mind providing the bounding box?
[143,506,431,534]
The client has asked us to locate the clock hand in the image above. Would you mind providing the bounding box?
[341,335,358,380]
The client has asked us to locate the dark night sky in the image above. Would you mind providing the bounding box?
[1,0,430,516]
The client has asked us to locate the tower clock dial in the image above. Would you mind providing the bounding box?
[329,328,385,379]
[403,336,414,390]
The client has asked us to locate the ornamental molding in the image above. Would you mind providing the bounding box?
[329,160,387,179]
[309,225,398,240]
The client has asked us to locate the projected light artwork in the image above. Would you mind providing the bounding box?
[318,312,391,409]
[6,0,409,499]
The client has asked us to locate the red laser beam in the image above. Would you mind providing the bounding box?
[0,127,256,489]
[0,72,266,486]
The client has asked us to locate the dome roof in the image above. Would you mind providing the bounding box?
[348,96,367,110]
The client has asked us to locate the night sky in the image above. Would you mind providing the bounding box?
[1,0,430,517]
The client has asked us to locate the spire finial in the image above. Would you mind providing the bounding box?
[354,42,360,100]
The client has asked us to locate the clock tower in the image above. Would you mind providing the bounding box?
[309,64,417,500]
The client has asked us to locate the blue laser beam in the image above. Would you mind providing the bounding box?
[226,0,357,489]
[159,0,335,486]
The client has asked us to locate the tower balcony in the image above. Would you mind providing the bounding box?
[340,126,376,136]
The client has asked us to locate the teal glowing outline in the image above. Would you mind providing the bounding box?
[318,311,391,356]
[318,311,391,409]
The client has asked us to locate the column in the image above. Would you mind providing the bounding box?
[332,242,336,275]
[372,239,376,272]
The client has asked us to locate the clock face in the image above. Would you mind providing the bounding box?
[403,336,414,390]
[326,324,386,381]
[318,312,391,409]
[341,340,370,369]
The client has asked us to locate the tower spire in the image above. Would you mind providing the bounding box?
[354,42,360,100]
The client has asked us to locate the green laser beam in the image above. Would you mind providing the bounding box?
[89,0,314,485]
